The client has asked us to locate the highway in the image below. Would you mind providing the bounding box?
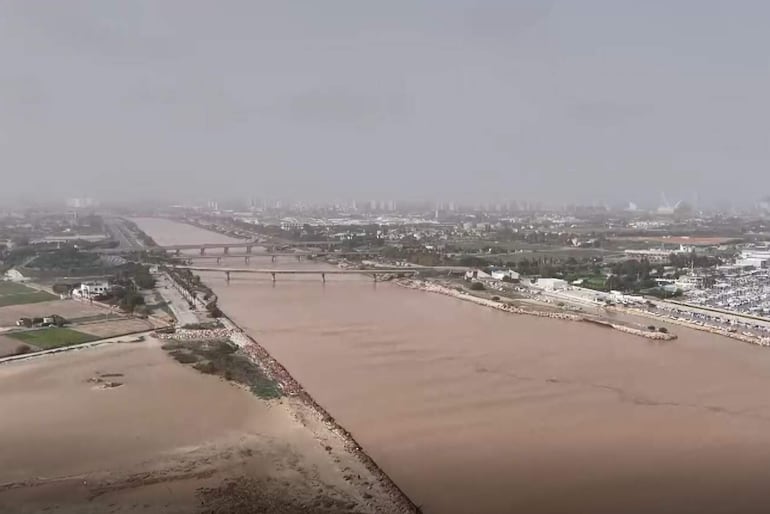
[104,217,145,252]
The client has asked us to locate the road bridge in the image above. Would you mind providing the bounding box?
[171,265,466,283]
[160,240,346,255]
[187,251,379,265]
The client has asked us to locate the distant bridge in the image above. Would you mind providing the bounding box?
[170,265,467,283]
[159,240,346,255]
[187,251,380,265]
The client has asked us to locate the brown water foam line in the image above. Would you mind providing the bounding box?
[222,315,420,514]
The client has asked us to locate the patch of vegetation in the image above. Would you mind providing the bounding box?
[8,327,97,349]
[182,321,223,330]
[579,275,610,291]
[163,340,282,399]
[113,263,157,290]
[193,361,217,374]
[0,282,35,295]
[28,247,101,271]
[121,291,146,311]
[469,281,485,291]
[0,290,57,307]
[13,344,31,356]
[168,349,200,364]
[197,477,360,514]
[643,287,684,299]
[207,304,223,318]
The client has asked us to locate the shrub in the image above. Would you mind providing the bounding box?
[491,296,500,301]
[647,325,656,331]
[168,350,199,364]
[469,282,485,291]
[194,361,218,374]
[52,283,73,295]
[14,344,31,355]
[658,327,669,334]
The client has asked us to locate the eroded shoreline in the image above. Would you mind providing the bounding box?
[221,319,419,513]
[395,278,677,341]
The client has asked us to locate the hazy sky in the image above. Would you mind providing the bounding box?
[1,1,769,207]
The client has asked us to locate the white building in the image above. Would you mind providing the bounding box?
[490,269,520,281]
[623,245,693,263]
[608,290,645,305]
[73,281,111,299]
[465,269,492,280]
[674,273,712,291]
[736,250,770,269]
[534,278,568,291]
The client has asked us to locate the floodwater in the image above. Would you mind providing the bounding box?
[135,217,770,514]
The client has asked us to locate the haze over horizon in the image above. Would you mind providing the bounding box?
[1,1,769,207]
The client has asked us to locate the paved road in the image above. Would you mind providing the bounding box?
[104,217,145,252]
[154,273,203,326]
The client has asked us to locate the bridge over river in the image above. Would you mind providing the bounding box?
[172,265,468,283]
[186,251,379,264]
[159,240,348,255]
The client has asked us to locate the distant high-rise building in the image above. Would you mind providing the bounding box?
[66,198,98,209]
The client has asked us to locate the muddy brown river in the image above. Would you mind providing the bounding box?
[136,217,770,514]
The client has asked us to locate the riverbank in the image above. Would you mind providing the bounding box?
[152,259,419,511]
[0,339,401,514]
[221,318,419,513]
[617,305,770,347]
[152,322,419,512]
[397,278,676,341]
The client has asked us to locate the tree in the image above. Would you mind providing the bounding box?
[120,292,145,312]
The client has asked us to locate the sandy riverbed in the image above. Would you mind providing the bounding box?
[0,339,408,513]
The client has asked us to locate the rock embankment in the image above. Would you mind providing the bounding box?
[397,279,676,342]
[227,329,418,513]
[154,327,232,342]
[621,306,770,347]
[159,324,418,513]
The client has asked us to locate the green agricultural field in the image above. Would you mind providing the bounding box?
[0,282,34,295]
[8,328,97,350]
[0,282,57,307]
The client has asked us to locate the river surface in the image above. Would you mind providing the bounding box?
[136,217,770,514]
